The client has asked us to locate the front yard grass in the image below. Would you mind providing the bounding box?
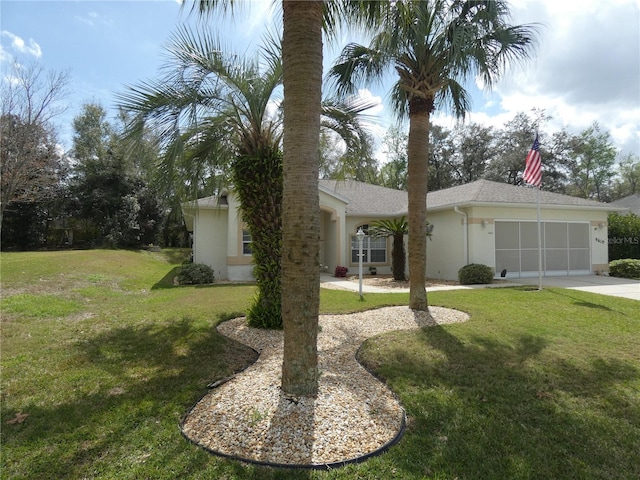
[1,249,638,479]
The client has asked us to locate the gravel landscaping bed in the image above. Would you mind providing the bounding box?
[181,305,469,468]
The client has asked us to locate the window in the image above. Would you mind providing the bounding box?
[242,230,252,255]
[351,231,386,264]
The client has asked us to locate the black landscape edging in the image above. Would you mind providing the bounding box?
[179,314,408,470]
[179,407,406,471]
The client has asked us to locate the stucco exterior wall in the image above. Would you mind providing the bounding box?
[191,206,229,280]
[225,195,254,281]
[319,190,347,274]
[426,210,466,280]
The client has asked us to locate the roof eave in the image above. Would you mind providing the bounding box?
[426,201,627,213]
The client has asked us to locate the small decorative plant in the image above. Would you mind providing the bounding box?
[369,266,377,275]
[334,265,348,277]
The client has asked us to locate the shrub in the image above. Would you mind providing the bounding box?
[458,263,494,285]
[609,258,640,279]
[175,263,215,285]
[335,265,348,277]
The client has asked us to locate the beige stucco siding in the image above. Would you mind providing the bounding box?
[426,210,466,280]
[225,195,254,281]
[319,190,348,274]
[191,207,229,280]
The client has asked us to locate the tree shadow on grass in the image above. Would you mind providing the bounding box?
[2,314,311,479]
[360,325,640,480]
[151,269,255,290]
[151,266,182,289]
[547,289,618,313]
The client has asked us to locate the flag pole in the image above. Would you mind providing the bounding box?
[536,185,542,291]
[524,131,543,290]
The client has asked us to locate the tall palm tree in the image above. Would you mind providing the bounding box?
[119,26,375,332]
[187,0,385,396]
[329,0,538,310]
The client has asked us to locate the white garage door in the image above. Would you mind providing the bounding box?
[495,221,591,278]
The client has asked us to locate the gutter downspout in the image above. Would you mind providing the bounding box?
[454,206,468,265]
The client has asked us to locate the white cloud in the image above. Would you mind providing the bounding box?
[486,0,640,155]
[0,30,42,58]
[356,88,384,116]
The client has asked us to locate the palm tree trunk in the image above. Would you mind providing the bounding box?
[407,99,430,310]
[280,0,323,397]
[392,232,406,281]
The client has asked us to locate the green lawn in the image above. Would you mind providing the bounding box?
[1,250,638,479]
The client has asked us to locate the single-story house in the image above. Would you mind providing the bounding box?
[182,179,625,281]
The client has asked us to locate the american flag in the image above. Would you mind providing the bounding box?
[523,134,542,187]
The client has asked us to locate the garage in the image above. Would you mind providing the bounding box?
[495,221,591,277]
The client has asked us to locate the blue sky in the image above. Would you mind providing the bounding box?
[2,0,639,158]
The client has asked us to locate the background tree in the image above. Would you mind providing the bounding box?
[319,99,378,182]
[611,154,640,199]
[330,0,539,310]
[566,123,617,201]
[428,123,456,190]
[0,61,70,227]
[379,126,408,190]
[69,103,163,247]
[450,122,494,185]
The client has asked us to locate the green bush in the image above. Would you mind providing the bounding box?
[609,258,640,279]
[458,263,494,285]
[175,263,215,285]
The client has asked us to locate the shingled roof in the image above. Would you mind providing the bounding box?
[427,179,621,211]
[319,178,622,215]
[319,179,408,216]
[187,180,621,220]
[610,194,640,215]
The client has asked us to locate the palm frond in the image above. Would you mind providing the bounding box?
[327,43,390,97]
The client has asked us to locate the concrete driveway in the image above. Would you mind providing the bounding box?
[505,275,640,301]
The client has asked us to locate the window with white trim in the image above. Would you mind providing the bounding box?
[242,230,252,255]
[351,229,386,264]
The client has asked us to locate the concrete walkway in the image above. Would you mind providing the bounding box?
[320,274,640,301]
[319,275,508,294]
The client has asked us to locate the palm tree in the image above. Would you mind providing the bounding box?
[186,0,385,396]
[369,216,433,281]
[368,216,408,281]
[329,0,538,310]
[119,26,375,331]
[119,27,284,328]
